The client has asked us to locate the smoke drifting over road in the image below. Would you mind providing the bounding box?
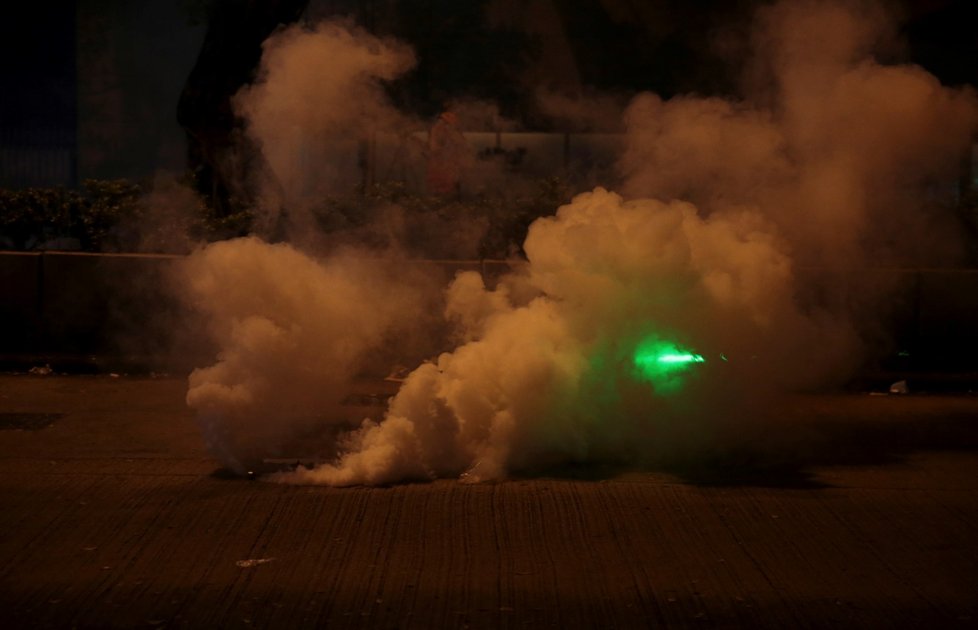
[180,1,978,484]
[180,237,438,474]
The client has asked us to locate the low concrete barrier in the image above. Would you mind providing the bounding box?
[915,270,978,370]
[1,251,186,369]
[0,252,41,353]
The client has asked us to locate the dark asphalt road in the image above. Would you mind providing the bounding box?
[0,375,976,628]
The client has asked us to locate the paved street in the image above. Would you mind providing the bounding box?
[0,374,976,628]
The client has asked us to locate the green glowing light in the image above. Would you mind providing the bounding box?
[656,353,705,364]
[632,338,706,394]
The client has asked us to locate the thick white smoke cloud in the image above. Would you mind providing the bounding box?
[180,237,433,473]
[284,183,866,485]
[177,21,431,474]
[183,2,978,484]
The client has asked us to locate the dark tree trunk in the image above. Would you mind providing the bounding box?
[177,0,309,218]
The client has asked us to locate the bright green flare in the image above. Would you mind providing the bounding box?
[632,338,705,394]
[656,353,705,364]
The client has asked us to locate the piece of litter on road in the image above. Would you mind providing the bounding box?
[384,365,411,383]
[889,379,909,394]
[236,557,275,568]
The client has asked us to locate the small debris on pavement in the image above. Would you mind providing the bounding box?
[236,558,275,568]
[889,379,909,394]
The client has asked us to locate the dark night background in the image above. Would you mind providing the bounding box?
[0,0,975,189]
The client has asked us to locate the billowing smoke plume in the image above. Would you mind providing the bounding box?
[183,1,978,484]
[233,20,416,235]
[180,237,439,473]
[177,22,436,474]
[284,188,856,485]
[621,0,977,269]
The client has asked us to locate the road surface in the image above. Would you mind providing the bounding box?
[0,375,976,628]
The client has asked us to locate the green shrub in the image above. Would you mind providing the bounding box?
[312,176,575,259]
[0,178,242,253]
[0,176,576,258]
[0,180,141,251]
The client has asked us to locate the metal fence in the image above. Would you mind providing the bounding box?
[0,127,77,189]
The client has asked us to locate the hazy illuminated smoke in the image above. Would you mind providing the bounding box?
[183,1,978,485]
[233,20,415,233]
[181,238,428,474]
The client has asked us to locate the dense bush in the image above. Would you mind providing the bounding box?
[318,177,575,259]
[0,179,249,253]
[0,184,90,250]
[0,180,140,251]
[0,176,574,258]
